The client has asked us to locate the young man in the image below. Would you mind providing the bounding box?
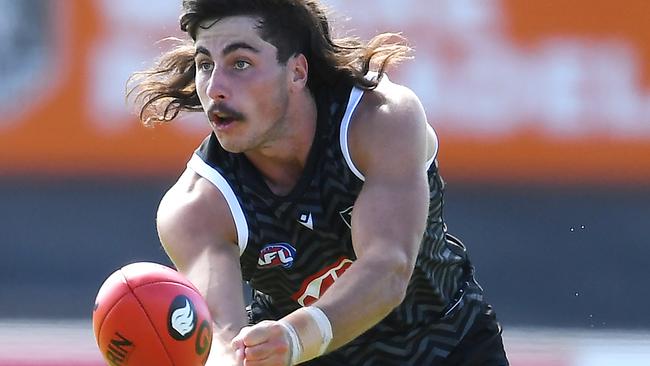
[129,0,509,365]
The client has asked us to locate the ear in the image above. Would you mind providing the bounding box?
[288,53,308,91]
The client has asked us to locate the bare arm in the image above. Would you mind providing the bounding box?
[233,81,433,365]
[300,81,431,349]
[157,170,248,364]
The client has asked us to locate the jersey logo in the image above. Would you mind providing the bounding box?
[291,257,354,306]
[298,212,314,230]
[257,243,297,269]
[339,206,353,229]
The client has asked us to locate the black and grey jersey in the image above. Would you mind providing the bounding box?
[188,77,485,365]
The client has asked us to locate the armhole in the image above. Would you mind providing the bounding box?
[339,86,366,181]
[426,126,439,171]
[339,86,441,178]
[187,154,249,256]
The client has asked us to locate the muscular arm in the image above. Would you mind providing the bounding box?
[232,81,435,365]
[157,170,248,363]
[302,81,432,350]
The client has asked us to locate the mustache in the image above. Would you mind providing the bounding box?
[207,103,245,120]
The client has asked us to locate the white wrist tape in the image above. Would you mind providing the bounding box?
[278,320,302,365]
[279,306,334,364]
[303,306,333,355]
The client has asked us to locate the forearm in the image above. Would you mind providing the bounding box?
[180,245,248,353]
[283,253,411,353]
[191,263,247,365]
[304,181,425,352]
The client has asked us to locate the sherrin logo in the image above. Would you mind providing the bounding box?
[257,243,297,269]
[167,295,197,341]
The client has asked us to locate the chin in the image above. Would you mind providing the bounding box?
[215,138,246,154]
[221,146,246,154]
[217,142,243,153]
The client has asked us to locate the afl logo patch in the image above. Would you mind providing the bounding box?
[168,295,197,341]
[258,243,297,269]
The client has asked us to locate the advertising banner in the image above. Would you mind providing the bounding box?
[1,0,648,184]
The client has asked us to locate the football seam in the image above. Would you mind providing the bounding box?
[123,275,180,366]
[129,280,199,293]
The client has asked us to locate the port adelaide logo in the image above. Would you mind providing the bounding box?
[258,243,297,269]
[168,295,197,340]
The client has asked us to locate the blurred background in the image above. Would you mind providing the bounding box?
[1,0,649,365]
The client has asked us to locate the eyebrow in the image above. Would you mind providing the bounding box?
[194,42,260,58]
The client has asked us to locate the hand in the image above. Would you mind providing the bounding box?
[231,320,293,366]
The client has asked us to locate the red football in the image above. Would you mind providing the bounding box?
[93,262,213,366]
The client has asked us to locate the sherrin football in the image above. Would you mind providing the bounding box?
[93,262,213,366]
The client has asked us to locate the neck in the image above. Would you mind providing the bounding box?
[246,91,318,195]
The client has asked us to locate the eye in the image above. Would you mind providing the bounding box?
[197,61,214,72]
[233,60,251,70]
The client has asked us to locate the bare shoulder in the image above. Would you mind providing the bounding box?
[361,76,424,115]
[157,168,238,269]
[348,77,434,177]
[356,77,426,127]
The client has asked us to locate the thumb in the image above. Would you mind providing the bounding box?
[231,326,252,361]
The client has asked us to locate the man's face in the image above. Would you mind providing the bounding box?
[193,15,291,153]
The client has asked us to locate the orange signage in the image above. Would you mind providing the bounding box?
[0,0,648,184]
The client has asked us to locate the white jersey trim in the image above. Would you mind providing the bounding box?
[426,127,439,170]
[340,77,440,181]
[187,153,249,256]
[339,86,366,181]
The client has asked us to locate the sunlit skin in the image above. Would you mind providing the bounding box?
[172,15,435,366]
[194,16,317,195]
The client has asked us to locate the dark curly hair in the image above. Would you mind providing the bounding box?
[128,0,412,126]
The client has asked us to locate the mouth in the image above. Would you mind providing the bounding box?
[210,113,237,128]
[208,106,244,129]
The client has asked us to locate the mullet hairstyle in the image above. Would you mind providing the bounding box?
[128,0,412,126]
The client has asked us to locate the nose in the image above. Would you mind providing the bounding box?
[205,68,229,101]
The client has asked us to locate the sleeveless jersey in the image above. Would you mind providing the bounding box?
[188,78,486,365]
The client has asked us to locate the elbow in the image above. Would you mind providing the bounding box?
[382,256,414,309]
